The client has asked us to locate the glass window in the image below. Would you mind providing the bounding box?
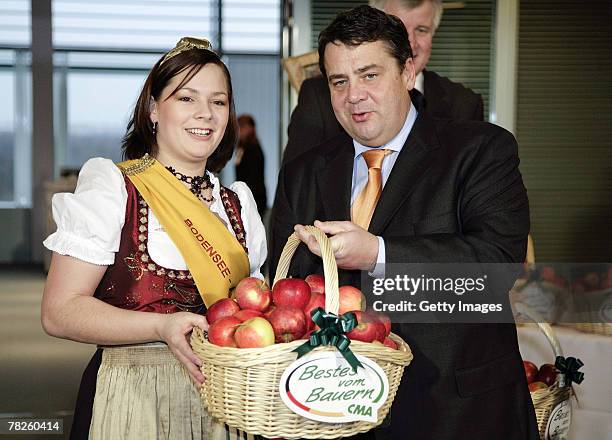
[0,47,31,208]
[222,0,280,52]
[52,0,217,51]
[57,70,147,170]
[0,70,15,201]
[0,0,31,47]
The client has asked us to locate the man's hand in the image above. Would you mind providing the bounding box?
[294,220,379,271]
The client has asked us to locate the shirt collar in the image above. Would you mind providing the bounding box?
[353,102,418,159]
[415,71,424,94]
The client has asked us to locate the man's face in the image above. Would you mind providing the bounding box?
[324,40,415,147]
[384,1,435,75]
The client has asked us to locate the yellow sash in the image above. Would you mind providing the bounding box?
[117,154,250,307]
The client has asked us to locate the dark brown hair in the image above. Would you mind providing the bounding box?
[121,49,238,173]
[318,5,413,78]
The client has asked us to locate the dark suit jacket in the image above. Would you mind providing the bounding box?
[282,70,484,165]
[270,114,538,439]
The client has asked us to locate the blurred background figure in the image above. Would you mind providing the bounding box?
[236,114,268,216]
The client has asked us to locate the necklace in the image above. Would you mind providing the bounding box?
[166,166,213,203]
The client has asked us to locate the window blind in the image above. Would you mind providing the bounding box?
[427,0,493,119]
[516,0,612,262]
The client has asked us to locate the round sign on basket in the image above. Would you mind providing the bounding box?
[545,399,571,440]
[279,351,389,423]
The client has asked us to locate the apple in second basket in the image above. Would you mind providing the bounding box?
[234,277,271,312]
[536,363,558,386]
[233,317,275,348]
[523,360,538,384]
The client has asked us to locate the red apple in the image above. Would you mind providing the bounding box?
[552,275,567,288]
[305,274,325,295]
[208,316,241,347]
[338,286,366,315]
[370,312,391,336]
[304,292,326,331]
[272,278,311,310]
[584,272,600,291]
[571,280,587,293]
[234,277,271,312]
[600,275,612,290]
[263,305,276,320]
[234,317,275,348]
[540,266,556,283]
[383,337,398,350]
[233,309,263,322]
[374,322,386,342]
[206,298,240,325]
[267,306,307,343]
[528,381,548,392]
[346,311,379,343]
[523,360,538,384]
[536,363,558,387]
[301,329,315,340]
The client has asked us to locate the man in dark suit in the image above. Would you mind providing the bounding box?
[270,6,538,439]
[282,0,483,165]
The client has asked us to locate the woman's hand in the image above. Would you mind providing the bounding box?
[156,312,209,386]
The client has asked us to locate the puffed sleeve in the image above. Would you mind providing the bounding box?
[43,158,128,265]
[229,181,268,279]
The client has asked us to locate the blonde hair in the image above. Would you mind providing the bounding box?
[369,0,443,31]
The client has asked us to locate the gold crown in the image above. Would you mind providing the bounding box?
[160,37,214,65]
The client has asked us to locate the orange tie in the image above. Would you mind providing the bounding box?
[351,149,392,229]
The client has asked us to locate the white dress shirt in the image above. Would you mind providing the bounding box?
[44,158,267,279]
[415,71,425,94]
[351,103,418,277]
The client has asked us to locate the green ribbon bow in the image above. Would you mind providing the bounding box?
[555,356,585,386]
[292,307,364,372]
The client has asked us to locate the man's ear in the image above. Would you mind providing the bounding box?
[149,97,158,123]
[402,58,416,91]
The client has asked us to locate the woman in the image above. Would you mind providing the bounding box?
[42,38,266,439]
[235,114,267,216]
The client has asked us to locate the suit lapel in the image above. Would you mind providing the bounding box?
[316,134,354,221]
[369,114,441,235]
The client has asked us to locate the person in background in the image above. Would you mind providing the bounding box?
[41,37,266,440]
[282,0,484,165]
[270,6,538,439]
[236,114,268,216]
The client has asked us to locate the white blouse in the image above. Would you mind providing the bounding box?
[44,158,267,279]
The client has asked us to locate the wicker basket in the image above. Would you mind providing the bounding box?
[566,321,612,335]
[514,303,573,439]
[564,287,612,336]
[191,225,413,439]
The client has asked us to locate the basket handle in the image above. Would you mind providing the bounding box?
[273,225,340,315]
[514,302,564,359]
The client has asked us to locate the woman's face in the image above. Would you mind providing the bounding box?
[150,63,229,167]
